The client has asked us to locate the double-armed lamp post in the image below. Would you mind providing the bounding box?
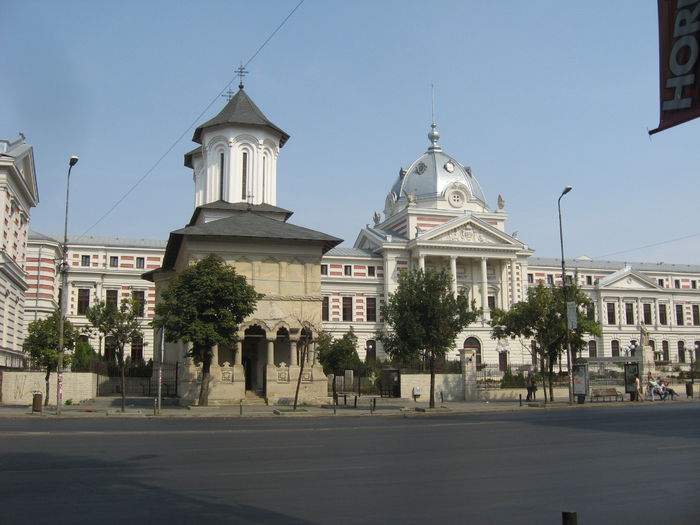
[558,185,574,405]
[56,155,79,415]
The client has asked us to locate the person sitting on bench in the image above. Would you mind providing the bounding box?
[659,380,678,400]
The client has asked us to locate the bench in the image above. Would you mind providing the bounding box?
[590,388,624,402]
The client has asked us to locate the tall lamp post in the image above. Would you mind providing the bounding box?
[56,155,79,415]
[558,185,573,405]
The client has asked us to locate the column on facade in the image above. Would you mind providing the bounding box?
[267,339,276,366]
[450,256,457,296]
[480,257,489,318]
[235,341,243,365]
[418,254,425,271]
[289,337,298,366]
[311,341,317,365]
[510,259,517,307]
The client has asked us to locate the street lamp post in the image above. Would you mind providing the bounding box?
[56,155,79,415]
[558,185,573,405]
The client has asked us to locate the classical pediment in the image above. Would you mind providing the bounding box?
[597,267,659,290]
[421,218,518,247]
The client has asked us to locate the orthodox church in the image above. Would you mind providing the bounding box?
[144,85,341,404]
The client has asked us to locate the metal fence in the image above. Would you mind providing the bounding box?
[95,361,179,397]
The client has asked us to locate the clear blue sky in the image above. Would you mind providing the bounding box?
[2,1,698,264]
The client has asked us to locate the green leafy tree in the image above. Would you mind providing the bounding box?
[378,269,480,408]
[153,254,262,406]
[490,283,601,400]
[23,310,77,406]
[71,341,99,372]
[86,298,144,412]
[318,328,361,375]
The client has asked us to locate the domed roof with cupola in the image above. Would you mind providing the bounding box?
[383,123,488,218]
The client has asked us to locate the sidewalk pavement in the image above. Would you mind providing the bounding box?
[2,393,699,419]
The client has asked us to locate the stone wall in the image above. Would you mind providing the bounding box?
[0,371,98,405]
[400,374,464,401]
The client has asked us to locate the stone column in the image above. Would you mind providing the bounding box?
[235,341,242,365]
[450,256,458,296]
[418,254,425,271]
[510,260,517,307]
[311,342,317,365]
[212,345,219,366]
[267,339,275,366]
[480,257,489,319]
[289,337,298,366]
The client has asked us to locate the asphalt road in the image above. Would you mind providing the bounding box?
[0,404,698,524]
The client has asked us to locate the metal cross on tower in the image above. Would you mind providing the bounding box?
[236,64,249,89]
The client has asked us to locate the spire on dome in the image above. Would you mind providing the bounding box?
[428,84,441,152]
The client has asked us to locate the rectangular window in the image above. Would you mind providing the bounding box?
[367,266,375,277]
[322,297,329,321]
[132,290,145,317]
[606,303,616,325]
[344,265,352,276]
[692,280,697,289]
[110,256,118,268]
[676,304,684,326]
[675,279,681,289]
[487,296,496,310]
[658,279,664,287]
[320,264,328,276]
[77,288,90,315]
[106,289,118,309]
[527,273,534,284]
[643,303,652,325]
[342,297,352,321]
[81,255,90,267]
[625,303,634,325]
[693,305,700,326]
[131,337,143,363]
[366,297,377,322]
[546,275,554,285]
[136,257,145,269]
[659,304,668,325]
[565,275,573,285]
[586,275,593,285]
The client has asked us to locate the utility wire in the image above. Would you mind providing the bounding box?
[592,232,700,260]
[80,0,305,237]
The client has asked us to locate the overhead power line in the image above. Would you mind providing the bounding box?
[593,232,700,260]
[80,0,305,237]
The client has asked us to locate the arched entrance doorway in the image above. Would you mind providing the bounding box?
[463,337,481,365]
[243,325,266,394]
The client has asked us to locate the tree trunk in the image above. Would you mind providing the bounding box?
[198,355,211,406]
[293,341,307,411]
[429,356,436,409]
[44,367,51,406]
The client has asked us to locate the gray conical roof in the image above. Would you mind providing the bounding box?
[192,88,289,147]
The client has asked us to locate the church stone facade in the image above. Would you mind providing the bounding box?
[144,88,341,405]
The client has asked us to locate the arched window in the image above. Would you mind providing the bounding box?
[463,337,481,365]
[588,340,597,358]
[241,151,249,200]
[219,152,225,200]
[365,340,376,363]
[611,340,620,357]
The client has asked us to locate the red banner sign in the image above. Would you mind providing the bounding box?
[650,0,700,135]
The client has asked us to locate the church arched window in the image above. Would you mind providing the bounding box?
[241,151,249,200]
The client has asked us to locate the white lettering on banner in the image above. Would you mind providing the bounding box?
[662,0,700,112]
